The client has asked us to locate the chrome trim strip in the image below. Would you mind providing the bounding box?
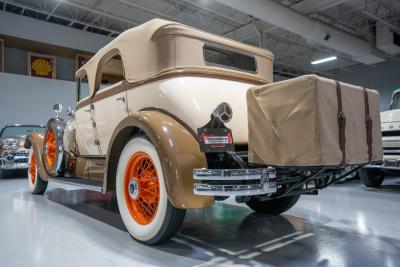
[193,168,277,196]
[193,181,276,196]
[193,168,276,181]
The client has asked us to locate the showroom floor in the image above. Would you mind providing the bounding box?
[0,176,399,267]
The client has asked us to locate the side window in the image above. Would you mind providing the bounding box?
[97,54,124,91]
[77,74,89,102]
[390,93,400,110]
[203,44,257,73]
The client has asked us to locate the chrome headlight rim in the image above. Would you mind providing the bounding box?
[212,102,233,124]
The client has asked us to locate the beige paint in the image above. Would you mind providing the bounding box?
[76,18,273,97]
[104,111,214,209]
[26,132,50,181]
[74,101,98,155]
[92,81,128,154]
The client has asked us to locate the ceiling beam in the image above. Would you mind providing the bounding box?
[214,0,385,64]
[45,0,62,20]
[179,0,248,26]
[290,0,350,14]
[2,1,120,35]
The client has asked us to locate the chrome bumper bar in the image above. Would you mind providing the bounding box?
[193,168,277,196]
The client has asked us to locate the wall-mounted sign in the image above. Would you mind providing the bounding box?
[75,54,92,72]
[0,39,4,72]
[28,52,56,79]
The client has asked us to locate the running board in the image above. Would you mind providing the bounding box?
[48,177,103,192]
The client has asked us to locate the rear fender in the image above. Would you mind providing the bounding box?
[104,110,214,209]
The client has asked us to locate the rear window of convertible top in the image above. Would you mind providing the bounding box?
[203,44,257,73]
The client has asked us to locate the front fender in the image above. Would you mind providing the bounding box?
[26,132,50,181]
[104,110,214,209]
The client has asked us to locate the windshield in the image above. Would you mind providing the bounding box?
[390,92,400,110]
[0,126,44,137]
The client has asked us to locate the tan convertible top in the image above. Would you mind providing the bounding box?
[76,18,274,95]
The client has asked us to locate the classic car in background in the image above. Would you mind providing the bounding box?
[26,19,383,245]
[359,88,400,187]
[0,124,44,178]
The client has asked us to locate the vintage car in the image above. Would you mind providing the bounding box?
[0,124,44,178]
[26,19,383,245]
[359,87,400,187]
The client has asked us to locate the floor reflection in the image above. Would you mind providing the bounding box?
[45,188,400,267]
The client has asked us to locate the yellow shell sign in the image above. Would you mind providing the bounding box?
[32,59,52,76]
[29,53,55,78]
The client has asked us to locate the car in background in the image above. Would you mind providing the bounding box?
[0,124,44,178]
[359,88,400,187]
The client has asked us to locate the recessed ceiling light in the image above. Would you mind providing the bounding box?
[311,56,337,65]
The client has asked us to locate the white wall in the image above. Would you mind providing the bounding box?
[0,10,112,53]
[0,72,75,130]
[4,47,75,81]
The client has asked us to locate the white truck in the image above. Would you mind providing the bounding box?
[359,88,400,187]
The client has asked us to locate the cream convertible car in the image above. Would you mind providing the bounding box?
[26,19,383,244]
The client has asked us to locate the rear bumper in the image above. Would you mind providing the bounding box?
[193,168,277,196]
[365,157,400,172]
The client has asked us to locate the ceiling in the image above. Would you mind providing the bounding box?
[1,0,399,77]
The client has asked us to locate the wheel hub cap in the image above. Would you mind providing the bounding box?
[128,178,139,199]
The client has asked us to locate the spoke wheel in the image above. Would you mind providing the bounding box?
[124,152,160,225]
[45,131,57,169]
[116,137,186,244]
[30,153,37,185]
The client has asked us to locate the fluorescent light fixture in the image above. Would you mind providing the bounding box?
[311,56,337,65]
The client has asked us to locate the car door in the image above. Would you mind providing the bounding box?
[91,54,128,155]
[92,82,127,155]
[74,74,99,156]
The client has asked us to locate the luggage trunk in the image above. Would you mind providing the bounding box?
[247,75,383,167]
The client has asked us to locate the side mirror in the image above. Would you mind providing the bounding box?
[53,103,63,118]
[66,107,75,118]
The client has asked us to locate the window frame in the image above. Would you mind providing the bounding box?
[202,43,258,74]
[94,49,125,94]
[76,72,90,103]
[390,92,400,110]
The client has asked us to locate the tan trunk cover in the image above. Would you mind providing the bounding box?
[247,75,383,167]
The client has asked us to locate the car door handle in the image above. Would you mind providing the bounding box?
[84,109,91,112]
[116,96,125,102]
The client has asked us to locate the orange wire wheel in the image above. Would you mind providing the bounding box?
[45,131,57,169]
[30,153,36,184]
[124,151,160,225]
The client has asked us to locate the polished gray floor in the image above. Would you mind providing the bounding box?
[0,175,399,267]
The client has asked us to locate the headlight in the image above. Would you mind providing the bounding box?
[212,102,233,123]
[0,139,17,148]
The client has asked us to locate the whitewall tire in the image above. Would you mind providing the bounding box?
[28,149,48,195]
[116,137,186,244]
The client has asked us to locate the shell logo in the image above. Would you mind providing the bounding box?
[32,58,52,76]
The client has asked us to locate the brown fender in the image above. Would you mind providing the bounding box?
[104,110,214,209]
[25,132,50,181]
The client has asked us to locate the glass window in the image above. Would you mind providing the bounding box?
[77,74,89,102]
[390,93,400,110]
[0,126,44,137]
[203,44,257,73]
[98,55,124,91]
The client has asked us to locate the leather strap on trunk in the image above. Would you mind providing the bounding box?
[336,81,346,164]
[363,87,373,162]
